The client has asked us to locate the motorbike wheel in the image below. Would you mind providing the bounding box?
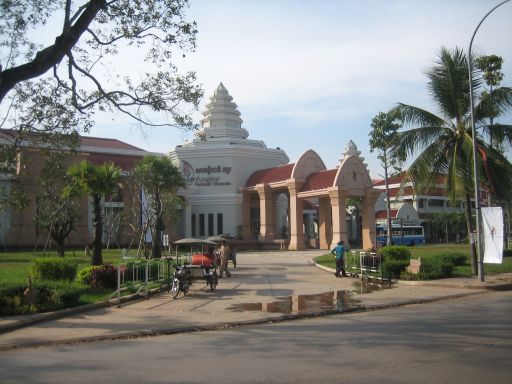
[209,271,218,291]
[170,279,180,299]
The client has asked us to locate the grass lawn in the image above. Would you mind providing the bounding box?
[0,248,127,286]
[313,243,512,277]
[0,248,177,313]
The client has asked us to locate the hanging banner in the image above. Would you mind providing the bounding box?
[481,207,503,264]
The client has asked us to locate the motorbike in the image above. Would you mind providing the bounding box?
[170,261,218,299]
[170,263,191,299]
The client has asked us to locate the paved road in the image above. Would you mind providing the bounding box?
[1,291,510,384]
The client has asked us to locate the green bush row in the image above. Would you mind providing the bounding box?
[0,281,82,316]
[380,246,411,261]
[30,257,78,281]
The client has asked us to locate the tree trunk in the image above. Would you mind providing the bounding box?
[384,154,392,246]
[152,194,163,258]
[465,194,478,275]
[92,194,103,266]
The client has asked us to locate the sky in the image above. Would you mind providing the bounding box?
[87,0,512,179]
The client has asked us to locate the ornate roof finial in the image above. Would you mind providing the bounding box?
[339,140,368,169]
[197,83,249,140]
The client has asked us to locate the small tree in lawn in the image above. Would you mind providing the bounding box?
[66,160,121,266]
[133,155,186,258]
[369,110,403,246]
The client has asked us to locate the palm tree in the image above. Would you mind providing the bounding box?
[134,155,186,258]
[66,161,122,266]
[390,47,512,275]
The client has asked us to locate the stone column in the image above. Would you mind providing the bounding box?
[361,189,381,250]
[184,204,192,238]
[257,184,275,241]
[287,180,305,250]
[318,197,331,250]
[240,189,253,240]
[329,188,348,246]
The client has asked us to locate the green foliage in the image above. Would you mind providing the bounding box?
[437,252,467,266]
[66,160,122,266]
[0,281,82,315]
[132,155,187,258]
[419,257,454,279]
[0,1,203,131]
[380,245,411,261]
[382,259,409,279]
[77,263,117,290]
[30,257,77,281]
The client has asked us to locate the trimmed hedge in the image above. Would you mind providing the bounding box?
[438,252,467,266]
[382,259,410,279]
[0,280,82,316]
[419,257,454,279]
[380,246,411,279]
[30,257,78,281]
[380,246,411,261]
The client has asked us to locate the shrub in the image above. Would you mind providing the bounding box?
[0,281,83,315]
[503,249,512,258]
[31,257,77,281]
[77,263,117,290]
[380,246,411,261]
[438,252,467,266]
[0,283,29,315]
[33,280,82,311]
[419,257,454,279]
[382,259,409,279]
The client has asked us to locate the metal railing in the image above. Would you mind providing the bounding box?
[110,257,173,306]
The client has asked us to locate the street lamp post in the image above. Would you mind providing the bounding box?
[468,0,511,282]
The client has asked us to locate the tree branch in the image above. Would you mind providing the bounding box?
[0,0,107,103]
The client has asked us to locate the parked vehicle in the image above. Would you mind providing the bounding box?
[170,238,219,298]
[376,225,425,246]
[170,263,190,298]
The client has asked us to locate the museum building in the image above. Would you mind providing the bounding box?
[170,84,381,251]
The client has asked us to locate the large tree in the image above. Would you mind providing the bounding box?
[369,110,402,246]
[0,0,203,136]
[390,47,512,275]
[66,160,121,266]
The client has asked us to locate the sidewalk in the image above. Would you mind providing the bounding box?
[1,250,511,350]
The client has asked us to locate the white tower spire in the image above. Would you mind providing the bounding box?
[198,83,249,139]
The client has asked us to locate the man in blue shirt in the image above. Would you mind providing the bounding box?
[331,240,348,278]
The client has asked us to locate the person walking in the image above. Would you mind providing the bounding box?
[331,240,348,278]
[218,240,231,278]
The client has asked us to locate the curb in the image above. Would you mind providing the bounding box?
[0,286,166,336]
[0,289,491,351]
[312,259,512,291]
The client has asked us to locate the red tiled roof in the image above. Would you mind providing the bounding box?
[87,153,143,170]
[301,169,337,192]
[80,136,145,151]
[373,174,405,186]
[375,210,398,219]
[373,173,447,187]
[387,186,448,198]
[245,164,294,187]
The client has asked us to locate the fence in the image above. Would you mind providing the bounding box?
[110,257,173,306]
[346,250,387,283]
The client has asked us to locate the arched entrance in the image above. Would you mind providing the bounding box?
[241,141,381,250]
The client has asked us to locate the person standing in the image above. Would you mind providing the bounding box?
[331,240,348,278]
[218,240,231,278]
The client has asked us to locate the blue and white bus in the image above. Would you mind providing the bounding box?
[376,225,425,246]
